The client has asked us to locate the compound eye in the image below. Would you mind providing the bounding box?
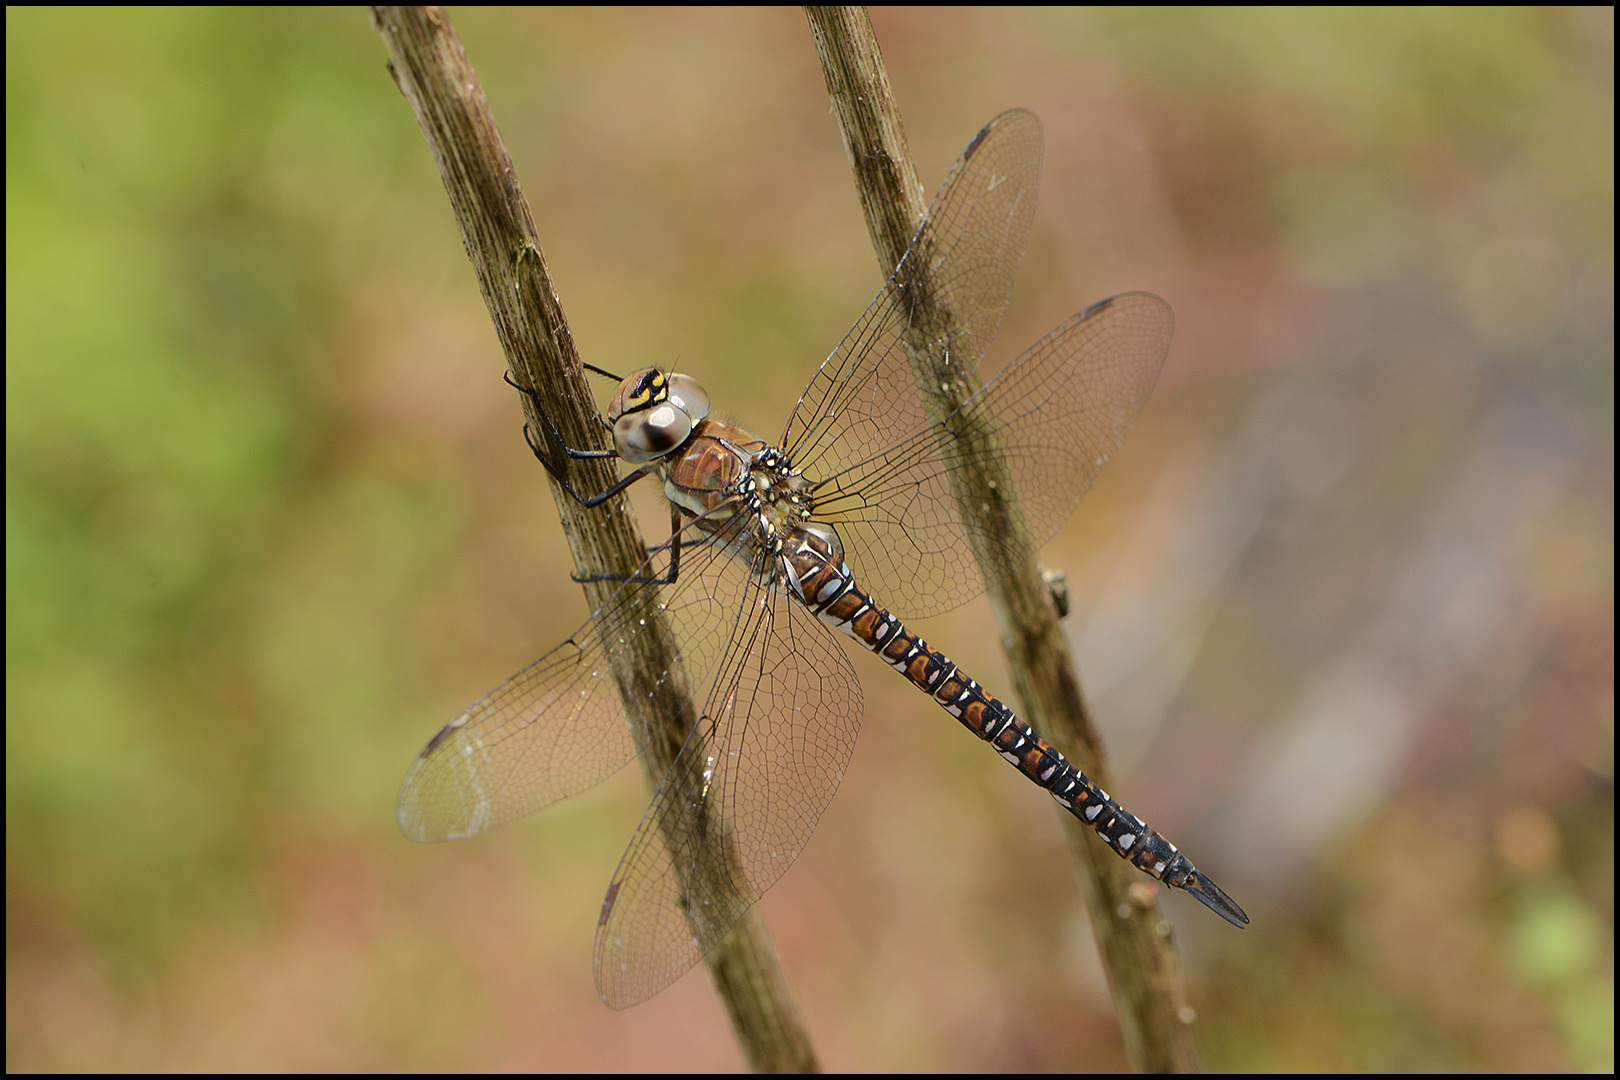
[615,403,692,463]
[662,373,711,423]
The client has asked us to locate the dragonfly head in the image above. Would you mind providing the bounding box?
[607,368,712,463]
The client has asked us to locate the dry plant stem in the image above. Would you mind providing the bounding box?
[805,7,1203,1072]
[369,8,816,1073]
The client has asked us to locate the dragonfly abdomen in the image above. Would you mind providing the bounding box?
[781,519,1249,927]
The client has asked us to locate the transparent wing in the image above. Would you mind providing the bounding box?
[777,107,1170,616]
[782,109,1042,473]
[397,520,745,843]
[403,109,1173,1010]
[811,292,1172,618]
[398,507,861,1010]
[592,556,860,1008]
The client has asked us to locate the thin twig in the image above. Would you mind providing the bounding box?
[369,8,816,1072]
[804,7,1204,1071]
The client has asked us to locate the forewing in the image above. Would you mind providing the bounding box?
[781,109,1043,474]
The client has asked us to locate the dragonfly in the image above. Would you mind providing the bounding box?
[399,109,1247,1009]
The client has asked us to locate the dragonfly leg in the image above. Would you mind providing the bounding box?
[505,372,659,509]
[519,420,659,508]
[504,372,694,586]
[567,503,699,588]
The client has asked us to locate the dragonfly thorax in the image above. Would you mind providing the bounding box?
[608,368,712,464]
[662,421,820,554]
[743,447,821,555]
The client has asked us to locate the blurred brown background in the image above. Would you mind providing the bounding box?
[7,7,1611,1071]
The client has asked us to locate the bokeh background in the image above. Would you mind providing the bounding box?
[8,7,1611,1071]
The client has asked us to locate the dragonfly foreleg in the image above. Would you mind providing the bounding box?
[506,372,658,509]
[519,421,659,508]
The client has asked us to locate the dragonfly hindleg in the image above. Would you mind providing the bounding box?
[566,505,708,588]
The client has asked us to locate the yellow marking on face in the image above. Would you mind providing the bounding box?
[625,372,666,411]
[625,369,664,408]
